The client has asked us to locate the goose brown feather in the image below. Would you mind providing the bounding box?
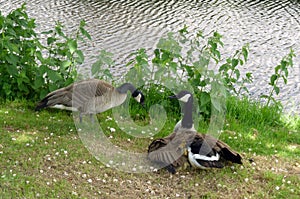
[35,79,145,122]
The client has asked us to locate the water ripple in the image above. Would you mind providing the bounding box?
[1,0,300,113]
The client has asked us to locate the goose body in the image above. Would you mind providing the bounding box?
[148,90,242,173]
[35,79,145,122]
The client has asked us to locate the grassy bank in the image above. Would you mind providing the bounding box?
[0,98,299,198]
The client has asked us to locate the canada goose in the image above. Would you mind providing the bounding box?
[35,79,145,122]
[148,90,242,173]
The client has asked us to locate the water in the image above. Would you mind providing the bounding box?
[1,0,300,114]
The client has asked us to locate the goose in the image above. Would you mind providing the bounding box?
[35,79,145,122]
[148,90,242,173]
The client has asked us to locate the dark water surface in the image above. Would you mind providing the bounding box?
[1,0,300,114]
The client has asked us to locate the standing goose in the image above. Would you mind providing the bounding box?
[148,90,242,173]
[35,79,145,122]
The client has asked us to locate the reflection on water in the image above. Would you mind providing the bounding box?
[1,0,300,114]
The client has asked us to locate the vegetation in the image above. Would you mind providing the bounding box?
[0,100,299,198]
[0,5,299,199]
[0,4,90,100]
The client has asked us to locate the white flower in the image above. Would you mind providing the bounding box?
[109,128,116,133]
[40,170,44,173]
[87,179,93,183]
[72,191,78,196]
[244,178,249,182]
[275,186,280,191]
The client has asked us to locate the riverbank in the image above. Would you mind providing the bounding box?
[0,99,299,198]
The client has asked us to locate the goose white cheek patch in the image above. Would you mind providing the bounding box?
[134,94,142,102]
[179,94,191,103]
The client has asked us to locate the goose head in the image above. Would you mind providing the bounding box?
[132,90,145,106]
[169,90,192,103]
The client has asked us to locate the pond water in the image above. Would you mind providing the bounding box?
[1,0,300,114]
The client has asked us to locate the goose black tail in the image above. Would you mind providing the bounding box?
[35,96,50,111]
[222,148,243,164]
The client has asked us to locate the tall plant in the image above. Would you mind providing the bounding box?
[0,4,91,100]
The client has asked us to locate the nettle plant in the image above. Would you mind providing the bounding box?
[0,4,91,100]
[261,49,295,107]
[121,26,252,117]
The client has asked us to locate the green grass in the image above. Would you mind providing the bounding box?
[0,98,299,198]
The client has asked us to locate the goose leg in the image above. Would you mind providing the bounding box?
[79,113,83,123]
[165,164,176,174]
[89,113,94,123]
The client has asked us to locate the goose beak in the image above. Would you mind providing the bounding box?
[168,95,177,99]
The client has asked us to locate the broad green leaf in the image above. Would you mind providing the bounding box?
[68,39,77,54]
[80,27,92,40]
[49,83,59,92]
[75,50,84,64]
[6,64,18,76]
[47,70,62,83]
[6,53,19,66]
[234,69,240,79]
[232,58,239,68]
[200,92,210,106]
[47,37,56,45]
[270,74,277,85]
[61,60,72,69]
[274,86,280,95]
[34,76,44,89]
[242,45,248,61]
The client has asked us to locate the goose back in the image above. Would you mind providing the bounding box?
[35,79,128,114]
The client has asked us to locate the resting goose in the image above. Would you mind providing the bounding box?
[35,79,145,122]
[148,90,242,173]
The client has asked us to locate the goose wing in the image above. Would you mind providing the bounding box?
[35,79,114,111]
[148,132,188,170]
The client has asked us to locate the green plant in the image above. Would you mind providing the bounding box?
[91,50,115,81]
[0,4,91,100]
[124,27,249,118]
[0,4,41,99]
[261,49,295,106]
[218,44,253,96]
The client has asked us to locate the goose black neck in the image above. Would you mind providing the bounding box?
[181,97,194,129]
[116,83,136,94]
